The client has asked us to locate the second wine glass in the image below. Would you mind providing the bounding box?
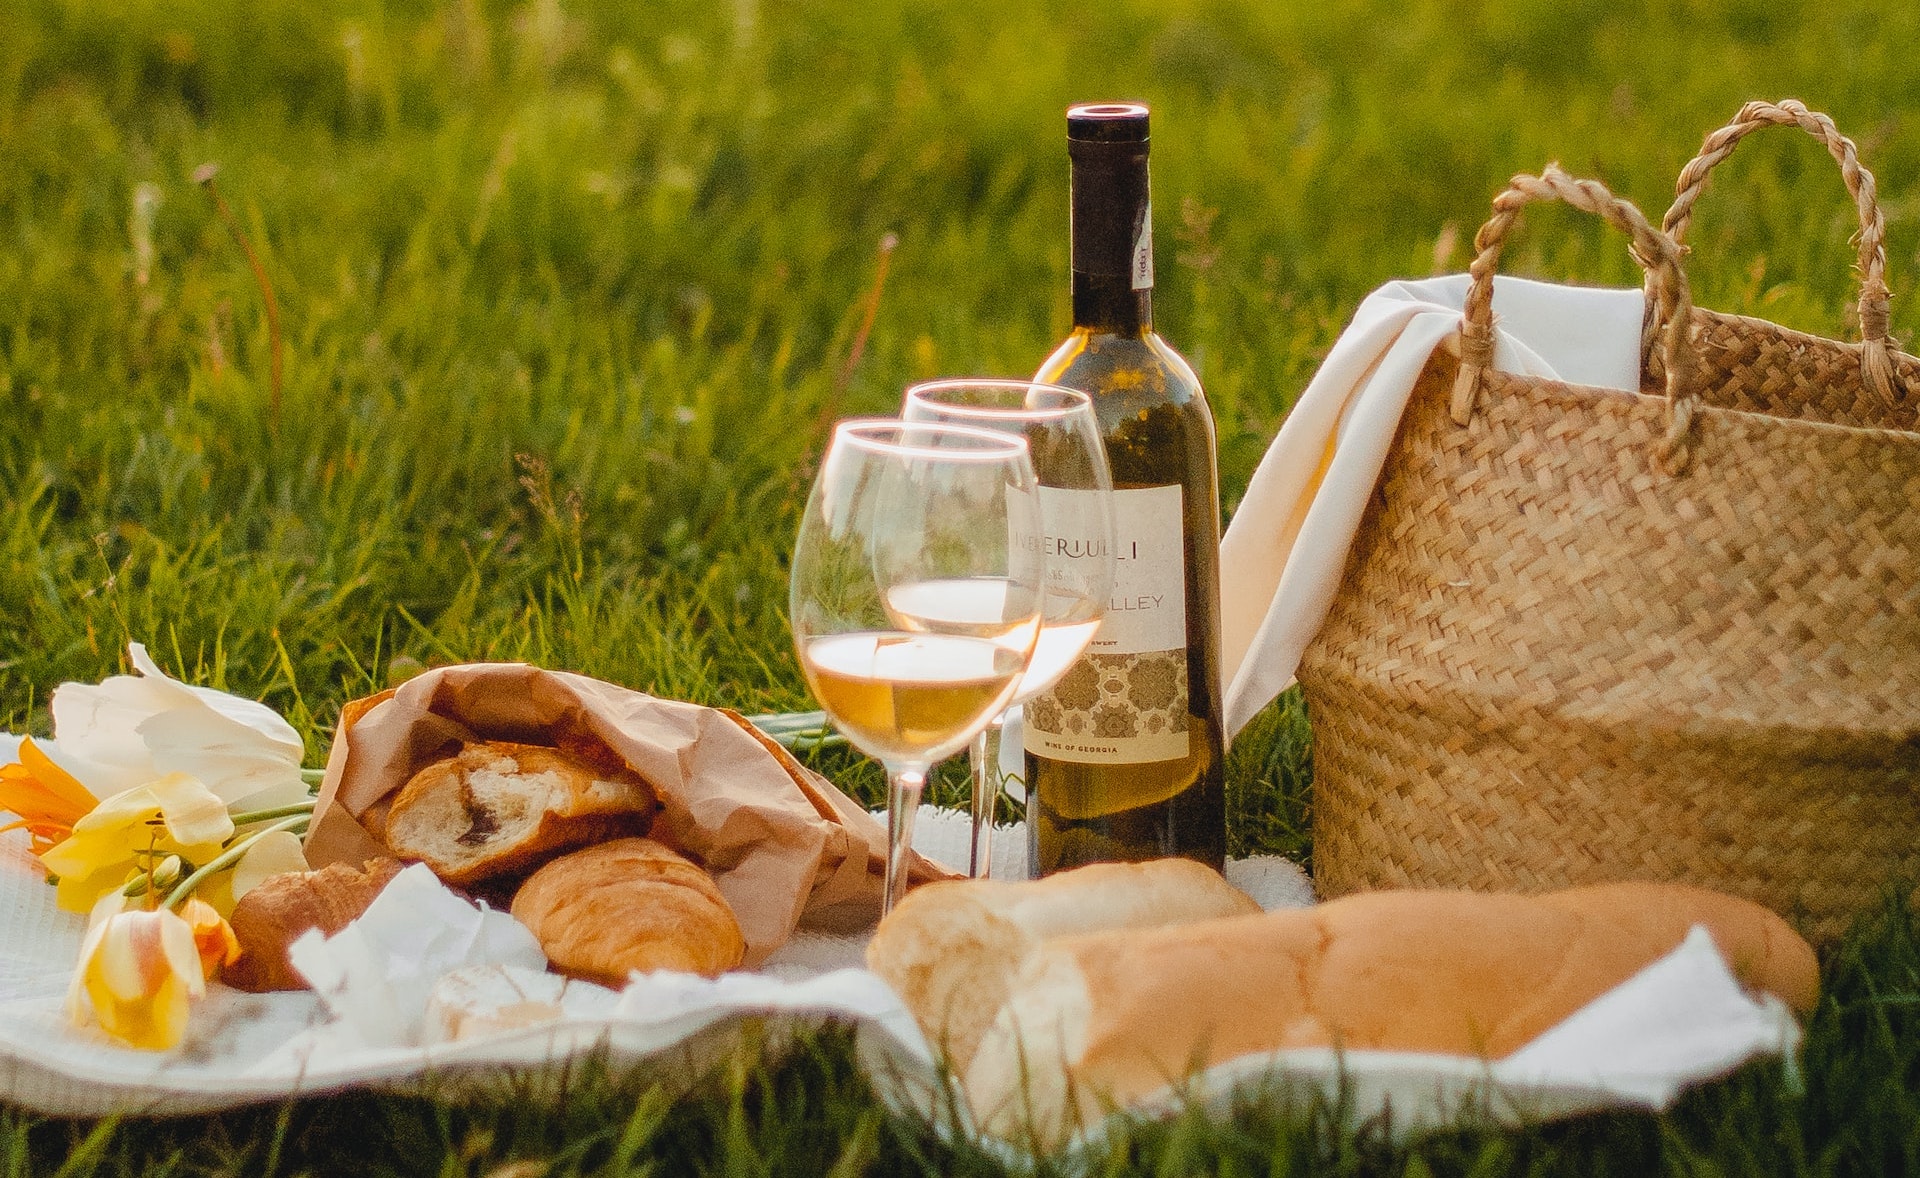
[899,379,1116,878]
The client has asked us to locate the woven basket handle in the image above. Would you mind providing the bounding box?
[1452,165,1701,471]
[1663,98,1899,406]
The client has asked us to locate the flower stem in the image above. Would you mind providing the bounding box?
[195,163,283,429]
[301,768,326,787]
[228,801,318,826]
[163,815,308,910]
[121,854,186,900]
[746,710,846,751]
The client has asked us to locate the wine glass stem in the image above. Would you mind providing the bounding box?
[884,766,928,916]
[968,714,1006,878]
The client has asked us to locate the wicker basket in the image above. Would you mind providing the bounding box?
[1298,136,1920,943]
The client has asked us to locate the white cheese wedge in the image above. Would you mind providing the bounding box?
[424,964,574,1044]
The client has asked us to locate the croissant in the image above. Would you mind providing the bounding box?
[225,858,405,992]
[510,838,745,985]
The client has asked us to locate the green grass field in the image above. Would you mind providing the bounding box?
[3,0,1918,1172]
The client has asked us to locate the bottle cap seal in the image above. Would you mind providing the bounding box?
[1067,102,1150,144]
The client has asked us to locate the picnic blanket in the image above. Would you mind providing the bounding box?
[1,716,1797,1145]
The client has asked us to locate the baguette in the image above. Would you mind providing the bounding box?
[511,837,745,984]
[865,859,1259,1074]
[226,858,405,992]
[964,881,1820,1142]
[382,741,656,885]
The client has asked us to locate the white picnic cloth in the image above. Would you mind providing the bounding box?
[0,675,1797,1143]
[1218,273,1647,738]
[0,780,1314,1119]
[2,792,1797,1144]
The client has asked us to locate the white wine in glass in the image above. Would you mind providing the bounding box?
[790,419,1044,914]
[802,631,1026,767]
[898,380,1116,878]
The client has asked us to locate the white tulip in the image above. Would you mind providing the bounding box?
[50,643,308,811]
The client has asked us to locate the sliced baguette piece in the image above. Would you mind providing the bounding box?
[382,741,656,885]
[964,881,1821,1143]
[865,859,1259,1075]
[511,837,745,984]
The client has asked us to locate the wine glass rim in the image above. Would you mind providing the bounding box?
[832,416,1033,461]
[903,378,1093,423]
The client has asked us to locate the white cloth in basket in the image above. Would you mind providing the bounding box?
[1218,273,1646,738]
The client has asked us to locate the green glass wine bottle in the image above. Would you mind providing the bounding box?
[1024,102,1227,874]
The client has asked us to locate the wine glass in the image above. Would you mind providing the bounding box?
[899,379,1115,879]
[790,419,1044,914]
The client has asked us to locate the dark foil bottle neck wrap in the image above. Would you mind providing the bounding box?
[1069,138,1152,288]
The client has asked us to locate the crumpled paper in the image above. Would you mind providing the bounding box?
[302,662,954,965]
[287,864,544,1046]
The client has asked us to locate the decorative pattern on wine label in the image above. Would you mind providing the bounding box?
[1025,649,1189,765]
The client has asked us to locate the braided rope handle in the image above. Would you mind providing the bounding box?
[1453,165,1700,471]
[1664,98,1899,406]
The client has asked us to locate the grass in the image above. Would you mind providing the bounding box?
[1,0,1917,1171]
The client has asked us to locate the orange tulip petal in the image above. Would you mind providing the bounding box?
[180,899,241,980]
[0,739,99,857]
[19,738,97,815]
[0,817,68,857]
[0,772,72,817]
[0,777,78,834]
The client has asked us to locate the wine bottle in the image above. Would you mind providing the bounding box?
[1024,102,1227,873]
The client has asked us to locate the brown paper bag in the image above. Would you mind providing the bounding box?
[304,663,955,965]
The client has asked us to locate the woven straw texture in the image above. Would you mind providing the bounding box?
[1300,142,1920,944]
[1651,99,1913,427]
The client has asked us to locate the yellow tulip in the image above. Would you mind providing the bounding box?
[66,905,205,1051]
[39,773,234,913]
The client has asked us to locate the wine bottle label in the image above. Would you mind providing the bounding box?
[1024,484,1189,765]
[1131,202,1154,291]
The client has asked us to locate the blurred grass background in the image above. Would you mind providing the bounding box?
[2,0,1917,1173]
[4,0,1917,743]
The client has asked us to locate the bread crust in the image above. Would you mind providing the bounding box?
[865,859,1258,1074]
[510,837,745,985]
[382,741,656,885]
[963,880,1820,1141]
[226,858,405,992]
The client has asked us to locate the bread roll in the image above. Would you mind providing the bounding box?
[226,858,405,992]
[511,837,744,984]
[964,881,1820,1142]
[383,741,656,885]
[865,859,1259,1074]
